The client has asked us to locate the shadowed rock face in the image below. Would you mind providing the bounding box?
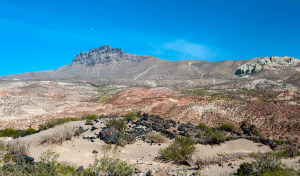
[69,45,152,67]
[235,56,300,76]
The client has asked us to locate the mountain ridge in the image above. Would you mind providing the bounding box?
[1,45,299,82]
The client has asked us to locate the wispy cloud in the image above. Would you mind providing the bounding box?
[149,42,164,54]
[161,40,217,60]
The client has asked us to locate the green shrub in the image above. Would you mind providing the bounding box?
[196,123,208,131]
[116,131,136,147]
[82,114,99,120]
[105,119,127,131]
[237,162,254,175]
[85,119,93,125]
[158,136,196,164]
[145,131,168,143]
[219,124,235,132]
[275,152,290,158]
[123,112,138,121]
[24,127,36,135]
[203,129,226,144]
[253,133,264,138]
[195,133,202,138]
[272,139,283,145]
[0,128,21,137]
[38,117,82,131]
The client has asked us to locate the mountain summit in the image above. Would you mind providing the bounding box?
[69,45,153,67]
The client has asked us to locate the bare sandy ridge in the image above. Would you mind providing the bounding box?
[0,120,281,175]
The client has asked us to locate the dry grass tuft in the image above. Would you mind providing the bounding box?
[195,152,249,169]
[5,139,31,156]
[38,126,79,146]
[145,131,168,143]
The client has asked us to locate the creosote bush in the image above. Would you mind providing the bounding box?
[116,131,136,147]
[104,118,127,131]
[203,129,226,144]
[24,127,37,135]
[85,119,93,125]
[123,112,138,121]
[195,133,202,138]
[196,123,208,131]
[38,117,82,131]
[236,151,300,176]
[158,136,196,165]
[219,124,235,132]
[0,128,21,137]
[145,131,168,143]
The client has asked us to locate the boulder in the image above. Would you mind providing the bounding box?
[99,126,118,144]
[241,121,259,136]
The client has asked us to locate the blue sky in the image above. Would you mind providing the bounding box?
[1,0,300,76]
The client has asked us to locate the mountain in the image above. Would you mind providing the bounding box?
[2,45,300,82]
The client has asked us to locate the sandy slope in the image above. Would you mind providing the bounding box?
[1,120,283,175]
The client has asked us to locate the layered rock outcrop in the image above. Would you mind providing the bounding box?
[235,56,300,76]
[69,45,153,67]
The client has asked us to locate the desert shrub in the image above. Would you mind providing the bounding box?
[82,114,99,120]
[38,117,82,131]
[195,133,202,138]
[83,144,135,176]
[237,162,254,175]
[275,152,290,158]
[105,118,127,131]
[249,152,282,174]
[38,126,78,146]
[285,145,298,158]
[272,139,283,145]
[116,131,136,147]
[203,129,226,144]
[85,119,93,125]
[24,127,37,135]
[145,131,168,143]
[5,140,31,156]
[219,124,235,132]
[195,123,208,131]
[0,128,21,137]
[253,133,264,138]
[123,112,138,121]
[158,136,196,164]
[0,149,80,175]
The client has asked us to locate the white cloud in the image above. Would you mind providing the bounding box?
[149,42,164,54]
[161,40,217,60]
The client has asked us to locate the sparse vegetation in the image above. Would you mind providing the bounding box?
[236,151,300,176]
[123,112,138,121]
[116,131,136,147]
[158,136,196,165]
[24,127,37,135]
[195,133,202,138]
[38,117,82,131]
[196,123,208,131]
[104,118,127,131]
[196,152,249,169]
[0,128,22,137]
[219,124,235,132]
[203,129,226,144]
[85,119,93,125]
[145,131,168,143]
[38,114,98,131]
[38,126,79,146]
[253,133,264,138]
